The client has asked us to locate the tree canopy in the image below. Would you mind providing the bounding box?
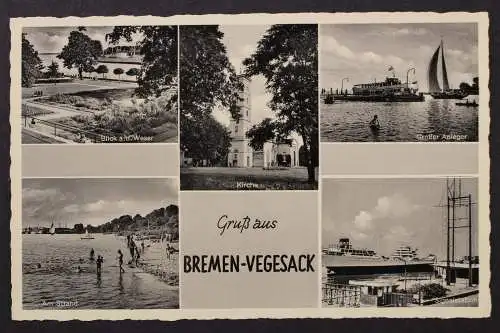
[113,67,124,80]
[46,61,60,78]
[243,24,318,182]
[179,26,243,160]
[95,64,108,78]
[126,67,140,77]
[57,27,103,80]
[182,114,231,164]
[21,33,43,87]
[106,26,177,98]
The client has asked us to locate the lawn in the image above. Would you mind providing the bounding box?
[180,167,318,190]
[22,79,136,99]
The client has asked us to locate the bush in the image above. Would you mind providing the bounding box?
[417,283,448,300]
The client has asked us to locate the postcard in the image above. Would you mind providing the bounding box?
[10,12,490,320]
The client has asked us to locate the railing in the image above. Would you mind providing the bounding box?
[23,115,112,143]
[322,283,361,307]
[381,292,415,307]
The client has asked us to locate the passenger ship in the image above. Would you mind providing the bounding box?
[322,238,435,276]
[327,76,425,103]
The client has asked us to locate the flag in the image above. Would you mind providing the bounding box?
[388,66,394,71]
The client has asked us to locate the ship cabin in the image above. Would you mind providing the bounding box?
[325,238,377,257]
[352,77,416,96]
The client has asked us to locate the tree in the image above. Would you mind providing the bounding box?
[46,61,60,78]
[73,223,84,233]
[179,26,243,158]
[243,25,319,183]
[106,26,177,98]
[96,64,109,79]
[113,67,124,81]
[182,114,231,165]
[57,27,103,80]
[22,33,43,87]
[459,82,472,91]
[246,117,277,150]
[126,67,140,80]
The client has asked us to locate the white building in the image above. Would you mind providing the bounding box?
[227,76,300,168]
[227,76,254,167]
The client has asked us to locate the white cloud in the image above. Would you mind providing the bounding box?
[374,193,420,219]
[321,36,355,60]
[354,211,373,230]
[22,188,60,201]
[393,28,428,36]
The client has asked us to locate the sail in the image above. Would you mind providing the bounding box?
[428,45,441,93]
[49,223,55,234]
[441,41,450,91]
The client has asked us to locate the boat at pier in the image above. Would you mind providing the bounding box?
[427,40,469,100]
[322,238,435,276]
[325,76,425,103]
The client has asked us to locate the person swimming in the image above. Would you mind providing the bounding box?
[369,115,380,129]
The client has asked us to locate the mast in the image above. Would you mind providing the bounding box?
[468,193,473,287]
[441,39,450,91]
[446,178,451,285]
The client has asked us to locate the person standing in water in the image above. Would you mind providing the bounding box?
[90,248,95,261]
[96,255,103,274]
[117,250,125,273]
[369,115,380,129]
[135,249,140,267]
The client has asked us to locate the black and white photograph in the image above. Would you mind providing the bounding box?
[179,25,319,190]
[22,178,179,309]
[21,26,178,144]
[320,23,479,142]
[322,177,479,308]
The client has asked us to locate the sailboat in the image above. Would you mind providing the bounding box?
[81,228,95,240]
[427,40,469,99]
[49,222,56,235]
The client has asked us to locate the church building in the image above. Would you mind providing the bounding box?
[227,76,300,168]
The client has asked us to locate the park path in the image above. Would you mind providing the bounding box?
[23,101,91,119]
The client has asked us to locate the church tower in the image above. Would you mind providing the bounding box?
[228,76,253,167]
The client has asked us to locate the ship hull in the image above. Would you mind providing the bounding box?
[430,92,469,100]
[327,94,424,103]
[322,254,435,276]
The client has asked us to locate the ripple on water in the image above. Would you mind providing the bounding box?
[320,99,478,142]
[22,234,178,309]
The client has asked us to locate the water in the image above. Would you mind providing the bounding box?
[320,97,479,142]
[23,234,178,309]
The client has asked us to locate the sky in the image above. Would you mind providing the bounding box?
[320,23,478,93]
[212,25,303,146]
[322,178,478,260]
[22,178,178,228]
[23,26,144,54]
